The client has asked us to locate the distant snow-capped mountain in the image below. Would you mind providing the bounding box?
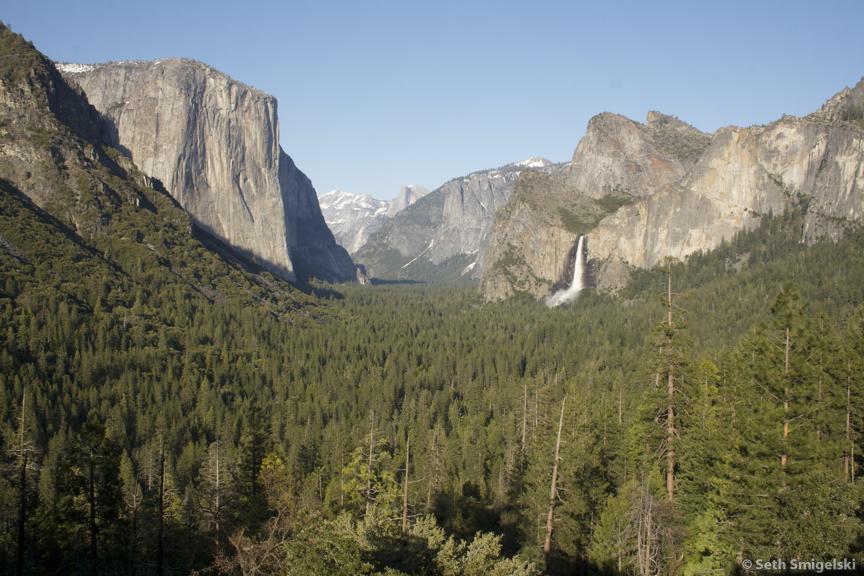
[320,185,432,254]
[319,190,389,253]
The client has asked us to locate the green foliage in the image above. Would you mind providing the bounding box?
[3,39,864,569]
[283,511,538,576]
[558,194,633,236]
[4,204,864,573]
[326,440,400,516]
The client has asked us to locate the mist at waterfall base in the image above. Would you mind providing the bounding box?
[545,235,585,308]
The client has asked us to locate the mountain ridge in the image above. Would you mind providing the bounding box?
[353,158,560,281]
[480,77,864,300]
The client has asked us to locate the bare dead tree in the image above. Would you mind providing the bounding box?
[365,411,375,517]
[15,389,31,576]
[846,363,856,481]
[781,326,790,468]
[634,478,659,576]
[543,395,566,557]
[521,379,528,467]
[157,436,165,576]
[426,424,443,512]
[402,434,410,534]
[665,264,676,502]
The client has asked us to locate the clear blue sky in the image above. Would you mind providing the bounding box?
[5,0,864,200]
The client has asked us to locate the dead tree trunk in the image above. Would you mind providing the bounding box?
[88,445,100,576]
[402,435,410,534]
[543,396,566,557]
[15,390,27,576]
[365,411,375,517]
[426,427,441,513]
[146,444,153,493]
[521,380,528,467]
[533,384,539,445]
[665,265,676,502]
[157,439,165,576]
[214,438,222,544]
[781,327,790,468]
[636,479,657,576]
[846,365,856,481]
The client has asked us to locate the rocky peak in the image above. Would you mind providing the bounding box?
[808,76,864,125]
[387,184,430,217]
[646,110,690,129]
[320,189,387,213]
[564,111,705,200]
[353,159,557,281]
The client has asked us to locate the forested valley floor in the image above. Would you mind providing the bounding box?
[3,207,864,575]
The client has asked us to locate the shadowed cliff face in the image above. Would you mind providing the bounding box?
[58,59,356,282]
[481,78,864,300]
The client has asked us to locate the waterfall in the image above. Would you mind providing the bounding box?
[545,235,585,307]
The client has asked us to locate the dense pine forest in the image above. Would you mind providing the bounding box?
[3,194,864,575]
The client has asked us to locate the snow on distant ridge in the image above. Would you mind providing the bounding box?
[319,190,390,253]
[320,189,387,212]
[56,63,96,74]
[514,157,552,168]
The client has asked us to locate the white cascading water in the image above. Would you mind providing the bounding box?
[545,235,585,307]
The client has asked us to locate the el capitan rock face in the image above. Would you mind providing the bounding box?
[58,59,356,282]
[0,22,303,311]
[481,78,864,300]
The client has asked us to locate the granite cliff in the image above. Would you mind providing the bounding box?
[58,59,356,282]
[481,114,710,299]
[481,79,864,300]
[355,158,557,282]
[588,80,864,290]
